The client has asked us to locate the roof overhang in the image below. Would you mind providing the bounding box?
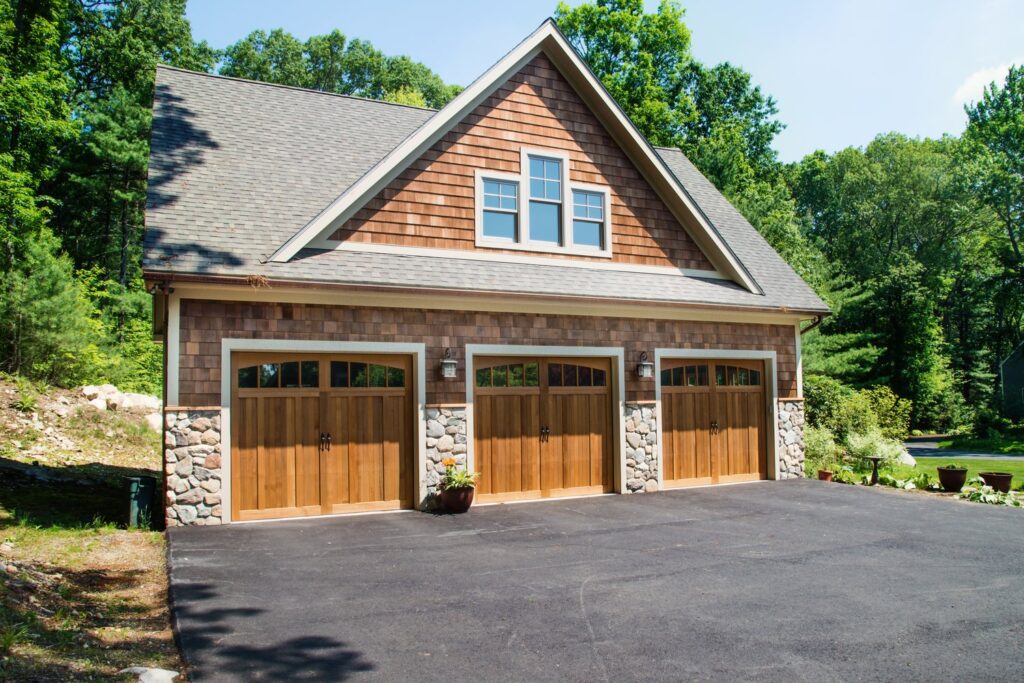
[143,270,826,320]
[268,19,761,295]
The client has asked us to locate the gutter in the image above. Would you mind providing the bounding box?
[800,315,825,335]
[142,270,832,319]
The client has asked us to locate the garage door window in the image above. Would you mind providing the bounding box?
[716,365,760,386]
[330,361,405,388]
[660,364,708,387]
[548,362,607,387]
[237,361,319,389]
[476,362,541,388]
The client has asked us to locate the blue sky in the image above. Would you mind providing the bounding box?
[186,0,1024,162]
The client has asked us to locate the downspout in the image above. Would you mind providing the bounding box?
[800,315,824,335]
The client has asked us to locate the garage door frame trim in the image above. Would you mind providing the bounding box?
[465,344,628,494]
[219,338,427,524]
[654,348,779,484]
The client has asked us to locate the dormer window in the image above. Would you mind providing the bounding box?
[474,147,612,257]
[482,179,518,240]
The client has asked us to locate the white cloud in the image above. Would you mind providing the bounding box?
[953,61,1020,105]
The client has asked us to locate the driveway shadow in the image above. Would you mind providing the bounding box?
[170,581,374,681]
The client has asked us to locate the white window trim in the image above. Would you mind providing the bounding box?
[569,181,613,254]
[474,146,613,258]
[474,169,522,245]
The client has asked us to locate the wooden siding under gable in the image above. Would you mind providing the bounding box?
[329,53,715,271]
[177,300,798,406]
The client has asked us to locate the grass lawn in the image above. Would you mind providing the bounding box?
[892,456,1024,490]
[936,434,1024,454]
[1,378,183,681]
[0,474,185,682]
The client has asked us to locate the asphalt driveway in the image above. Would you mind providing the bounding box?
[168,480,1024,682]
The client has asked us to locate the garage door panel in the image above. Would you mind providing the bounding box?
[662,359,765,488]
[258,396,294,511]
[233,396,260,517]
[476,357,612,502]
[295,395,321,509]
[233,354,413,521]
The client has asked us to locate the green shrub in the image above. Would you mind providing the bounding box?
[804,425,842,474]
[845,427,907,466]
[862,386,912,441]
[805,375,914,443]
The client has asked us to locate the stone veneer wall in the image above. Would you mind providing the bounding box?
[423,407,468,506]
[164,409,223,526]
[776,399,805,479]
[624,403,659,493]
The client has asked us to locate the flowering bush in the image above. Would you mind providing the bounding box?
[438,457,479,491]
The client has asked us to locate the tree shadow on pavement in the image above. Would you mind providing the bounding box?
[170,581,374,681]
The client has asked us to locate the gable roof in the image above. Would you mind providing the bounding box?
[267,20,759,294]
[143,29,828,315]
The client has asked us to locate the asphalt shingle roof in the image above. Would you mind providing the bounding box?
[144,66,827,314]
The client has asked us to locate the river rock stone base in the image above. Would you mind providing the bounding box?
[624,403,659,493]
[423,407,467,508]
[164,409,223,527]
[777,399,805,479]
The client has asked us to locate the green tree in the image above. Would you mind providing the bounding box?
[964,65,1024,279]
[219,28,460,109]
[0,0,76,263]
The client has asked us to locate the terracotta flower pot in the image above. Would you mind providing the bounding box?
[818,470,834,482]
[979,472,1013,493]
[936,466,967,493]
[440,486,475,513]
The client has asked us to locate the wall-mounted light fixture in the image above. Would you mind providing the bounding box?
[636,351,654,379]
[440,348,458,379]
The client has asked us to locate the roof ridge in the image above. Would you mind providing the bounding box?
[154,63,441,113]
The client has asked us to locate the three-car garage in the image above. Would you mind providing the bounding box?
[224,346,774,523]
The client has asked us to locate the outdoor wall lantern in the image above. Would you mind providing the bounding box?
[440,348,458,379]
[636,351,654,379]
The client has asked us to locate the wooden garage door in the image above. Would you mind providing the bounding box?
[473,357,613,502]
[231,353,414,521]
[661,359,767,488]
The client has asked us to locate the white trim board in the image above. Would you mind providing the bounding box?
[267,20,760,295]
[464,344,627,494]
[168,282,806,326]
[166,293,181,406]
[217,339,428,524]
[653,348,780,482]
[308,240,728,279]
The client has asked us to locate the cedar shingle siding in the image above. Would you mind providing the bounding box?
[177,299,798,406]
[332,54,714,271]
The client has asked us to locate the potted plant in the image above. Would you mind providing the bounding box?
[936,464,968,492]
[805,426,840,482]
[978,471,1013,493]
[438,457,479,513]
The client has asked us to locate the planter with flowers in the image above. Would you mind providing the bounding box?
[438,457,480,513]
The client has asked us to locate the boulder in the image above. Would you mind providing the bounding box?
[82,384,117,401]
[119,393,162,412]
[145,413,163,433]
[87,398,107,411]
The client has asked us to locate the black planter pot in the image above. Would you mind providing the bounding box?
[936,466,967,493]
[979,472,1013,493]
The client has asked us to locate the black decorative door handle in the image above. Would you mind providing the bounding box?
[326,433,332,451]
[320,432,327,451]
[540,426,550,442]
